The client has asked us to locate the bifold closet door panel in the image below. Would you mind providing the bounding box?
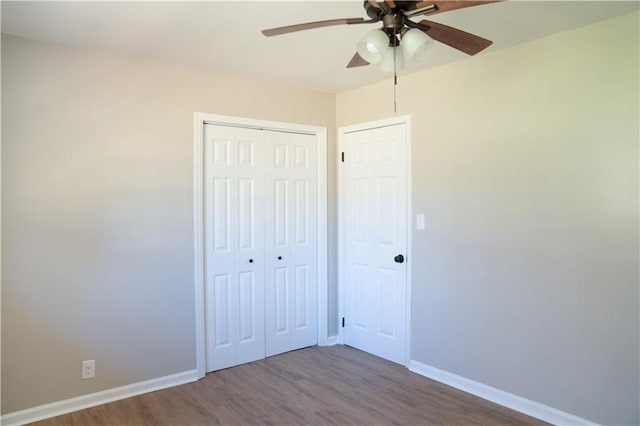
[204,124,266,372]
[264,130,318,357]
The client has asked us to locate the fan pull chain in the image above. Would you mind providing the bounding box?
[393,28,398,113]
[393,74,398,113]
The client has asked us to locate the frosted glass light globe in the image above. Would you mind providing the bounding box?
[379,46,405,73]
[401,28,434,62]
[356,29,390,64]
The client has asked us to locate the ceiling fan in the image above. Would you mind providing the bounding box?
[262,1,501,71]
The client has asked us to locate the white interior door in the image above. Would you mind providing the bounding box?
[204,124,266,372]
[342,122,408,365]
[265,130,318,357]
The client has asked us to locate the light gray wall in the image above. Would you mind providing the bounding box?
[337,11,639,426]
[1,34,337,414]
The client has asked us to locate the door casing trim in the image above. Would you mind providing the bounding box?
[337,115,412,367]
[193,112,328,379]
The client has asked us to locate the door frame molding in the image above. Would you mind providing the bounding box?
[337,114,412,367]
[193,112,328,379]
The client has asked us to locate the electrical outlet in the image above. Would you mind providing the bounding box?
[82,360,95,379]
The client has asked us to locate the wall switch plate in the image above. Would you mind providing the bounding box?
[416,214,425,230]
[82,360,95,379]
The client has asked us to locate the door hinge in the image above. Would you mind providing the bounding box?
[342,317,345,328]
[341,152,344,163]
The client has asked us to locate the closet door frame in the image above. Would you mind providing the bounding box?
[193,112,328,379]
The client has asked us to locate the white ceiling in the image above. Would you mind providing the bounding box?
[2,1,638,93]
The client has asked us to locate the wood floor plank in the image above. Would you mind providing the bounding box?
[31,346,548,426]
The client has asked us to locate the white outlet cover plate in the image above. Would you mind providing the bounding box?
[82,360,95,379]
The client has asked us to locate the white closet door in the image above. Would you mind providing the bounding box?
[204,124,265,372]
[264,131,318,357]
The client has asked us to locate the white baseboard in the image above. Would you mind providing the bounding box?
[1,369,199,426]
[326,335,339,346]
[409,360,597,426]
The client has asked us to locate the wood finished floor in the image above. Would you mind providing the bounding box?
[33,345,547,425]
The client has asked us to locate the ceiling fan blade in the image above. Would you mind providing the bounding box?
[262,17,366,37]
[419,19,492,55]
[415,1,502,17]
[347,52,370,68]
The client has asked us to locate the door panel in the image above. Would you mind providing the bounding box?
[274,266,288,334]
[294,265,308,329]
[274,180,288,247]
[212,274,232,347]
[265,131,318,357]
[205,124,265,372]
[343,123,408,365]
[294,180,308,245]
[238,271,255,342]
[212,178,231,252]
[237,179,254,250]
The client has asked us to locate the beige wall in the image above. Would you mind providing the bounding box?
[1,34,337,414]
[2,9,639,426]
[337,11,638,425]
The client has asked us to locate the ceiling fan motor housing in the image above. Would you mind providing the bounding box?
[382,14,405,30]
[381,14,405,45]
[364,0,422,18]
[364,2,420,45]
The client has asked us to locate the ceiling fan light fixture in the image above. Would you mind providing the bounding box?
[401,28,434,62]
[356,29,390,64]
[379,46,405,73]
